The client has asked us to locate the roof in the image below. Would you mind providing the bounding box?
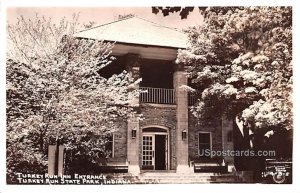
[74,16,187,49]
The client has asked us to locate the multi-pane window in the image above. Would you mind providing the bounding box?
[142,136,154,166]
[198,132,211,157]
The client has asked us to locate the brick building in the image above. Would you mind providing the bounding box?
[74,16,234,174]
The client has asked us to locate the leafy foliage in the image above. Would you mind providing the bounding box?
[152,7,197,19]
[6,14,140,180]
[177,7,292,133]
[152,6,242,19]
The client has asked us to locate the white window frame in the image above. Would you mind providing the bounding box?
[198,131,212,158]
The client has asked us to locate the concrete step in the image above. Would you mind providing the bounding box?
[140,176,212,180]
[140,177,213,180]
[140,173,235,178]
[101,172,244,184]
[139,179,211,184]
[140,173,218,177]
[137,174,242,184]
[140,176,211,179]
[137,178,239,184]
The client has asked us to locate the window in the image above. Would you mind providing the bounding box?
[105,134,114,158]
[198,132,211,158]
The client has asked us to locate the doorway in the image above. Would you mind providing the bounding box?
[155,135,166,170]
[142,127,169,170]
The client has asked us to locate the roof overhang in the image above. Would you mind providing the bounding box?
[111,42,181,60]
[73,16,188,61]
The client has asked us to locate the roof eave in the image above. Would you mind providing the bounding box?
[111,40,187,50]
[74,36,187,50]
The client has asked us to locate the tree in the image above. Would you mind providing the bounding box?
[6,14,140,182]
[152,6,241,19]
[176,7,292,142]
[83,21,97,29]
[152,7,198,19]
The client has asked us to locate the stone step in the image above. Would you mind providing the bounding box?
[140,176,213,180]
[141,172,217,176]
[140,177,236,181]
[140,177,212,180]
[138,175,240,184]
[137,180,211,184]
[140,173,235,178]
[101,173,244,184]
[137,178,238,184]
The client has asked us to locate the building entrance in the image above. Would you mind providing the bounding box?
[142,127,169,170]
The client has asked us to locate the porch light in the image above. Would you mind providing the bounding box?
[182,129,187,140]
[132,128,137,139]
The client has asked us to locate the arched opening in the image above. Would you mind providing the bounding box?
[141,126,169,170]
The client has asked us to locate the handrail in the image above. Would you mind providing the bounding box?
[140,87,175,104]
[139,87,197,105]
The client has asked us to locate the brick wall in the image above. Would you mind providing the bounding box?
[188,110,223,161]
[112,121,127,162]
[111,108,229,166]
[139,104,177,170]
[112,109,228,166]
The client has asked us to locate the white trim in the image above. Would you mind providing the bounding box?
[141,125,169,131]
[197,131,212,158]
[141,126,170,170]
[142,134,155,167]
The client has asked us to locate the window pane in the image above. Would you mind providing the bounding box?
[199,133,210,144]
[199,144,210,150]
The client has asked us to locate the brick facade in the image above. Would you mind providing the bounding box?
[111,121,127,162]
[108,56,233,173]
[139,104,177,170]
[111,109,232,170]
[188,111,223,160]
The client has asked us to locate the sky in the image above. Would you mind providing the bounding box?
[7,7,203,30]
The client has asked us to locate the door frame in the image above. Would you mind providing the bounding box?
[198,131,212,158]
[141,126,170,170]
